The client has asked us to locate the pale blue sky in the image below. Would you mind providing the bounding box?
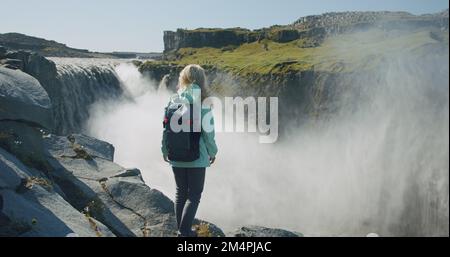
[0,0,448,52]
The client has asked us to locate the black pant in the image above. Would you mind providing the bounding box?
[172,167,206,236]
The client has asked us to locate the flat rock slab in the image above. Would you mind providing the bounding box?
[43,134,179,237]
[0,148,114,237]
[44,134,115,162]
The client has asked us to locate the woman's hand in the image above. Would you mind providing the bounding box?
[209,156,216,165]
[163,155,170,163]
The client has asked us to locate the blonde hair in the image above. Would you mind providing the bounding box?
[178,64,208,100]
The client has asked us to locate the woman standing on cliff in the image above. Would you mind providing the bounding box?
[161,64,218,237]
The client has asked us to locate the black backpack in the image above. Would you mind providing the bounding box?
[163,99,201,162]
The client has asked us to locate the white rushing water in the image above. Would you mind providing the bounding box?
[83,46,448,236]
[48,58,124,134]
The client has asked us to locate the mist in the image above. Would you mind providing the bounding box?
[85,30,449,236]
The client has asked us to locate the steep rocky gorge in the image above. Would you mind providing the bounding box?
[1,46,301,237]
[1,9,449,237]
[0,50,180,236]
[137,11,449,236]
[146,10,450,136]
[140,43,449,134]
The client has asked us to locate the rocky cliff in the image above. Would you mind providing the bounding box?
[143,26,450,131]
[292,10,449,32]
[163,27,325,54]
[163,10,449,53]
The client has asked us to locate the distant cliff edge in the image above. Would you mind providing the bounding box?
[163,9,449,53]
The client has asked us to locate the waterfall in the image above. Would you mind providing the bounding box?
[158,74,170,92]
[85,54,448,236]
[48,58,124,134]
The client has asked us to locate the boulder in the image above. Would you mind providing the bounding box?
[97,176,178,236]
[0,147,114,237]
[0,67,52,129]
[24,52,58,80]
[228,225,302,237]
[21,53,59,105]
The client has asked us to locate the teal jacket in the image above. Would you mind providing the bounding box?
[161,84,218,168]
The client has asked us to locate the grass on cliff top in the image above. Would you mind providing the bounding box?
[173,39,317,75]
[150,28,447,75]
